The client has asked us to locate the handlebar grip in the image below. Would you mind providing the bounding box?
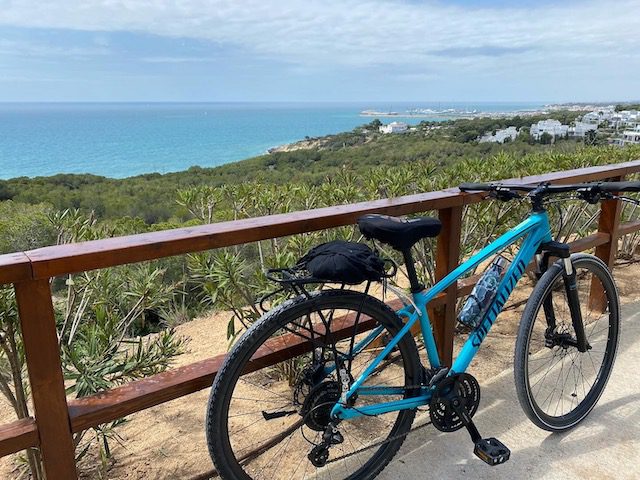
[459,183,494,192]
[596,181,640,192]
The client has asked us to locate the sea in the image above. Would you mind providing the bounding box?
[0,102,544,180]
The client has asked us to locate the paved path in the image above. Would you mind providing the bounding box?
[380,303,640,480]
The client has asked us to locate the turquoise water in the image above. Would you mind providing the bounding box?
[0,102,543,180]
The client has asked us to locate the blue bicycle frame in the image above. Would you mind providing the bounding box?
[331,210,553,421]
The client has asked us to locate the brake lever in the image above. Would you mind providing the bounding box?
[576,187,604,204]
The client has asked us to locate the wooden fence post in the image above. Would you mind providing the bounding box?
[590,176,623,311]
[433,206,463,366]
[15,279,78,479]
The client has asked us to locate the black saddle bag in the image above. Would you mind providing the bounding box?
[296,240,387,285]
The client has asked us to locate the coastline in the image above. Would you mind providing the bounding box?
[270,102,605,155]
[0,101,625,181]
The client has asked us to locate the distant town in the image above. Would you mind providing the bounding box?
[377,105,640,146]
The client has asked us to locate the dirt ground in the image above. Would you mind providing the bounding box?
[2,260,640,480]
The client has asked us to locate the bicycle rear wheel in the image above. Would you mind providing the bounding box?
[514,253,619,431]
[206,289,422,480]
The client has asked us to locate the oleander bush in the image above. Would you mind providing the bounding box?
[0,212,187,479]
[175,145,640,341]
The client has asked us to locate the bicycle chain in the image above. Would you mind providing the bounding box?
[319,370,448,464]
[300,362,445,465]
[326,415,432,464]
[308,384,432,464]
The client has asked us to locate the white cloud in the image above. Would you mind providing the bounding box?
[0,0,638,75]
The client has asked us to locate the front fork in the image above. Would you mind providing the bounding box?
[537,242,589,353]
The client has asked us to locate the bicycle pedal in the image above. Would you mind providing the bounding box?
[473,437,510,466]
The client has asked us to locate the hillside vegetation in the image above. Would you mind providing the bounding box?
[0,114,587,223]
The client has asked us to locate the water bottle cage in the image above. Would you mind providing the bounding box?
[458,256,509,329]
[459,295,483,328]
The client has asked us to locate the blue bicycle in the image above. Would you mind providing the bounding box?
[206,181,638,480]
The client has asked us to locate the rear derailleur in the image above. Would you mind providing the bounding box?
[308,421,344,467]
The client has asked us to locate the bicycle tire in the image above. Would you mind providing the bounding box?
[206,289,422,480]
[514,253,620,431]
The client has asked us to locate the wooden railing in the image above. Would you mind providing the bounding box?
[1,160,640,478]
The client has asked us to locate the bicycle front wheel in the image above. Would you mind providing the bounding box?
[206,289,422,480]
[514,253,620,431]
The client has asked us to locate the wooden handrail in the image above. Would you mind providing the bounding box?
[0,159,639,478]
[67,309,382,432]
[16,189,468,281]
[0,418,38,457]
[618,219,640,237]
[0,252,32,284]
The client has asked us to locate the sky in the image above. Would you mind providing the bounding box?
[0,0,638,103]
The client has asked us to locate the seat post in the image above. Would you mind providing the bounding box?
[401,248,424,293]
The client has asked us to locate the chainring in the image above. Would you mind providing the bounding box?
[429,373,480,432]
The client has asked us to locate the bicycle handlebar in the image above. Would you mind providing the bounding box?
[459,181,640,195]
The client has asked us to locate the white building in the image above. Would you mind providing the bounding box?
[379,122,409,134]
[530,119,569,141]
[619,110,639,128]
[569,121,598,138]
[582,110,614,125]
[584,108,638,129]
[581,107,616,124]
[582,112,601,124]
[622,125,640,145]
[479,126,519,143]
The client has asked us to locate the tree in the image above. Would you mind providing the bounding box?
[540,132,553,145]
[461,129,480,143]
[615,103,640,112]
[0,202,56,254]
[516,128,531,143]
[584,130,599,145]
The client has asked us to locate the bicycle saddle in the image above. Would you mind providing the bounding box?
[357,214,442,251]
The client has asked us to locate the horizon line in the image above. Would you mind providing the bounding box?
[0,99,638,105]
